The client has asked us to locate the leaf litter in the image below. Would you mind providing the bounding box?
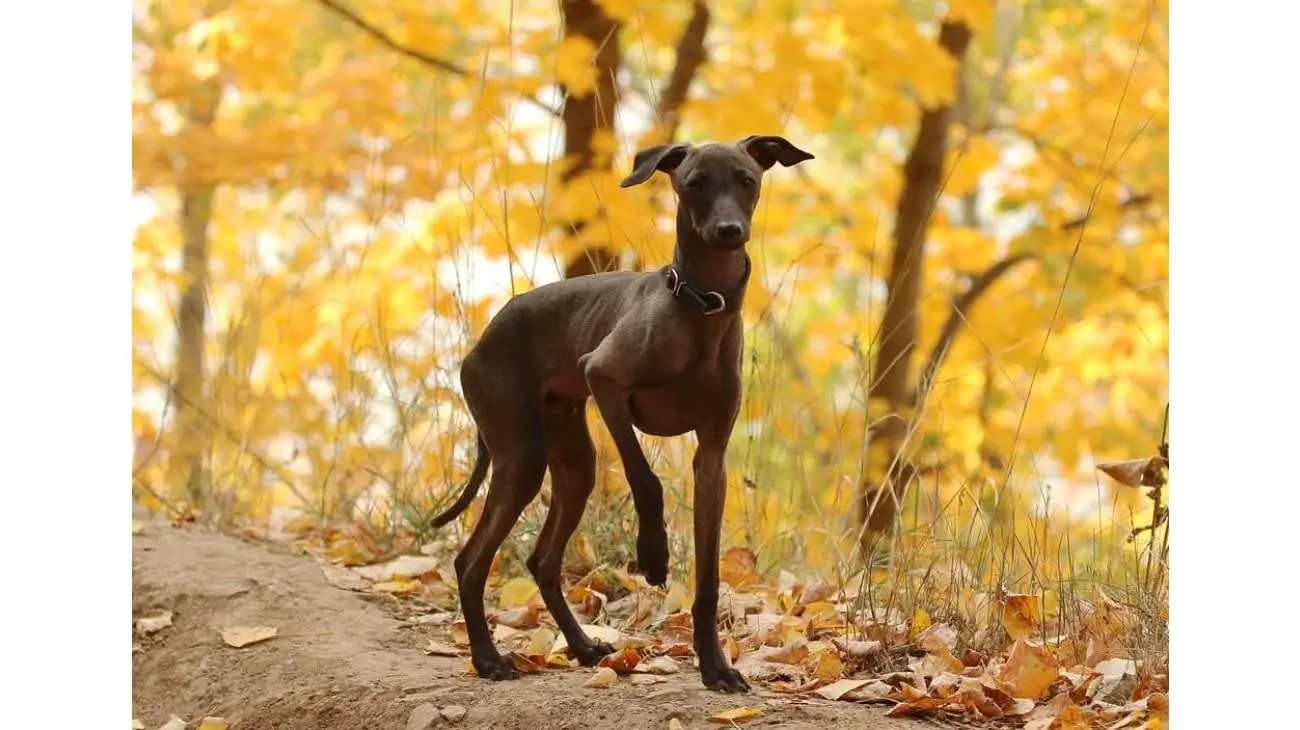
[297,526,1165,729]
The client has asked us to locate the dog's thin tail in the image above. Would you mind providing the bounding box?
[429,433,490,529]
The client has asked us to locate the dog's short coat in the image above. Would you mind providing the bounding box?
[431,135,814,692]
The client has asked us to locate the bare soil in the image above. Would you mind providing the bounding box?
[132,524,929,729]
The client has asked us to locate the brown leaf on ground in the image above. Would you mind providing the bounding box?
[720,547,764,590]
[551,624,620,654]
[584,666,617,688]
[962,649,987,667]
[136,611,174,636]
[1001,593,1041,640]
[372,579,422,595]
[320,563,370,591]
[884,696,953,717]
[917,623,959,653]
[813,678,874,701]
[505,652,545,674]
[707,707,763,724]
[423,639,463,657]
[1024,693,1093,729]
[634,656,681,675]
[844,681,895,702]
[831,636,883,658]
[220,625,278,648]
[450,620,469,646]
[913,647,964,679]
[495,605,540,629]
[997,639,1061,700]
[758,638,809,665]
[807,646,844,680]
[597,647,641,674]
[1096,457,1166,488]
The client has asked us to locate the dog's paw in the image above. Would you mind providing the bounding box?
[472,654,521,682]
[701,666,751,694]
[635,529,670,588]
[571,640,617,667]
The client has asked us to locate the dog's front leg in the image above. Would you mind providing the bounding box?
[691,427,751,693]
[580,345,671,588]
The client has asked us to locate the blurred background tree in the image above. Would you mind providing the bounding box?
[132,0,1167,582]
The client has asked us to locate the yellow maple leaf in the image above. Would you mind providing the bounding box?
[498,576,540,609]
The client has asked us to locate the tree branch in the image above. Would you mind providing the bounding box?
[651,0,710,142]
[915,253,1037,402]
[315,0,561,117]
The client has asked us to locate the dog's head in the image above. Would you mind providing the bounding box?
[620,135,814,250]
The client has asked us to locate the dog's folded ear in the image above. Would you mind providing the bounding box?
[737,135,815,171]
[620,143,692,188]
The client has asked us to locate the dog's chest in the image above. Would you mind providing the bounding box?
[627,364,729,437]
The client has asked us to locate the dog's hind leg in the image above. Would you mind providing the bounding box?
[526,403,615,666]
[453,379,547,681]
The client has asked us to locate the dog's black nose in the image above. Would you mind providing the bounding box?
[716,222,745,242]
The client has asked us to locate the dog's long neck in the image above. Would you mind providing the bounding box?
[672,212,749,299]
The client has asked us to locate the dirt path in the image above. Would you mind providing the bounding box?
[132,525,926,730]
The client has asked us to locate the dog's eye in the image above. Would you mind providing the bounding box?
[740,177,756,190]
[685,176,706,192]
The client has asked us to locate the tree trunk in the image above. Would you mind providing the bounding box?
[167,78,221,504]
[858,21,974,555]
[560,0,625,279]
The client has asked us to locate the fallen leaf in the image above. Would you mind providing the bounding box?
[424,639,463,657]
[962,648,987,667]
[1005,697,1037,716]
[629,674,661,685]
[801,600,839,621]
[912,647,964,678]
[326,540,370,566]
[450,620,469,646]
[831,636,883,658]
[198,718,230,730]
[156,716,186,730]
[552,624,620,654]
[885,696,953,717]
[917,623,958,653]
[353,555,441,582]
[584,666,618,688]
[320,564,370,591]
[527,628,556,657]
[506,652,545,674]
[221,625,278,648]
[372,579,422,595]
[1001,593,1041,640]
[814,678,873,701]
[759,639,809,665]
[635,655,681,674]
[407,612,455,627]
[598,647,641,674]
[496,605,540,629]
[720,547,764,590]
[547,653,576,668]
[668,719,685,730]
[997,639,1061,700]
[498,576,540,609]
[493,624,523,642]
[723,635,741,663]
[136,611,173,635]
[132,720,145,730]
[807,646,844,680]
[1092,657,1137,680]
[844,681,895,702]
[132,519,144,536]
[708,707,763,724]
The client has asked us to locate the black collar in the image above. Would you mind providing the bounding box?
[662,254,751,315]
